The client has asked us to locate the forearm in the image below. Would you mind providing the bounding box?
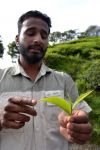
[0,120,2,130]
[0,109,3,131]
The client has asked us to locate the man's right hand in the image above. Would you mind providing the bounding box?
[0,97,37,129]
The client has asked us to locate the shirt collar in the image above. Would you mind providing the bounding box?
[10,60,52,80]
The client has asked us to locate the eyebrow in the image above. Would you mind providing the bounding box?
[25,27,49,33]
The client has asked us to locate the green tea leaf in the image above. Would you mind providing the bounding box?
[67,93,72,114]
[40,96,71,115]
[72,90,93,109]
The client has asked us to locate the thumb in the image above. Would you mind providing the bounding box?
[70,110,89,123]
[58,111,71,128]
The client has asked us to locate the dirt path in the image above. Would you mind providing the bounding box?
[69,143,100,150]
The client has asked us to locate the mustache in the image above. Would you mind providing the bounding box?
[27,44,44,51]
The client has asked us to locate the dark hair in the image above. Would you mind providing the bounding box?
[17,10,52,34]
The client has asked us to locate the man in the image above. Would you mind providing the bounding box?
[0,10,92,150]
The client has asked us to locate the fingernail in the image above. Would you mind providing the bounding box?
[32,99,37,104]
[67,116,72,122]
[64,116,67,123]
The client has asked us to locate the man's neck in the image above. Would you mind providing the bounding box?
[19,58,42,80]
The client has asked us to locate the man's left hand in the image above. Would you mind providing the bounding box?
[58,110,92,144]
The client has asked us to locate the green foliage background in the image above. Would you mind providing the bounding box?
[45,37,100,145]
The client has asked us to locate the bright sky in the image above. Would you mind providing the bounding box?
[0,0,100,68]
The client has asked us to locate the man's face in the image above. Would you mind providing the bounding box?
[17,17,49,64]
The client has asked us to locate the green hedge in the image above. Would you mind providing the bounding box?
[46,37,100,145]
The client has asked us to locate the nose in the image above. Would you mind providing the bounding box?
[33,33,43,44]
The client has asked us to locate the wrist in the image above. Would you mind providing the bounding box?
[0,109,3,131]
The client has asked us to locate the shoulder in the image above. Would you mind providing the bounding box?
[0,68,6,76]
[47,66,77,89]
[50,68,73,81]
[46,67,75,86]
[0,66,15,79]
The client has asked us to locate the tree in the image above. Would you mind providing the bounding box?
[49,31,62,44]
[85,25,100,37]
[7,41,19,62]
[77,32,87,39]
[62,30,77,41]
[49,30,77,44]
[0,36,4,58]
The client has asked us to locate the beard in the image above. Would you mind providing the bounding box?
[18,43,47,64]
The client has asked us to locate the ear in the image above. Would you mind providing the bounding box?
[15,35,19,46]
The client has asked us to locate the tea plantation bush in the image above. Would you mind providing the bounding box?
[45,37,100,145]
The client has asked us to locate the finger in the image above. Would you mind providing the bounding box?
[1,119,25,129]
[69,110,89,123]
[67,128,92,142]
[4,103,37,116]
[67,122,92,134]
[59,126,87,144]
[58,112,69,128]
[3,112,30,122]
[67,134,86,144]
[8,97,37,106]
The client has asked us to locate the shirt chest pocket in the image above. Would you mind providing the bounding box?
[41,90,64,128]
[44,103,62,128]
